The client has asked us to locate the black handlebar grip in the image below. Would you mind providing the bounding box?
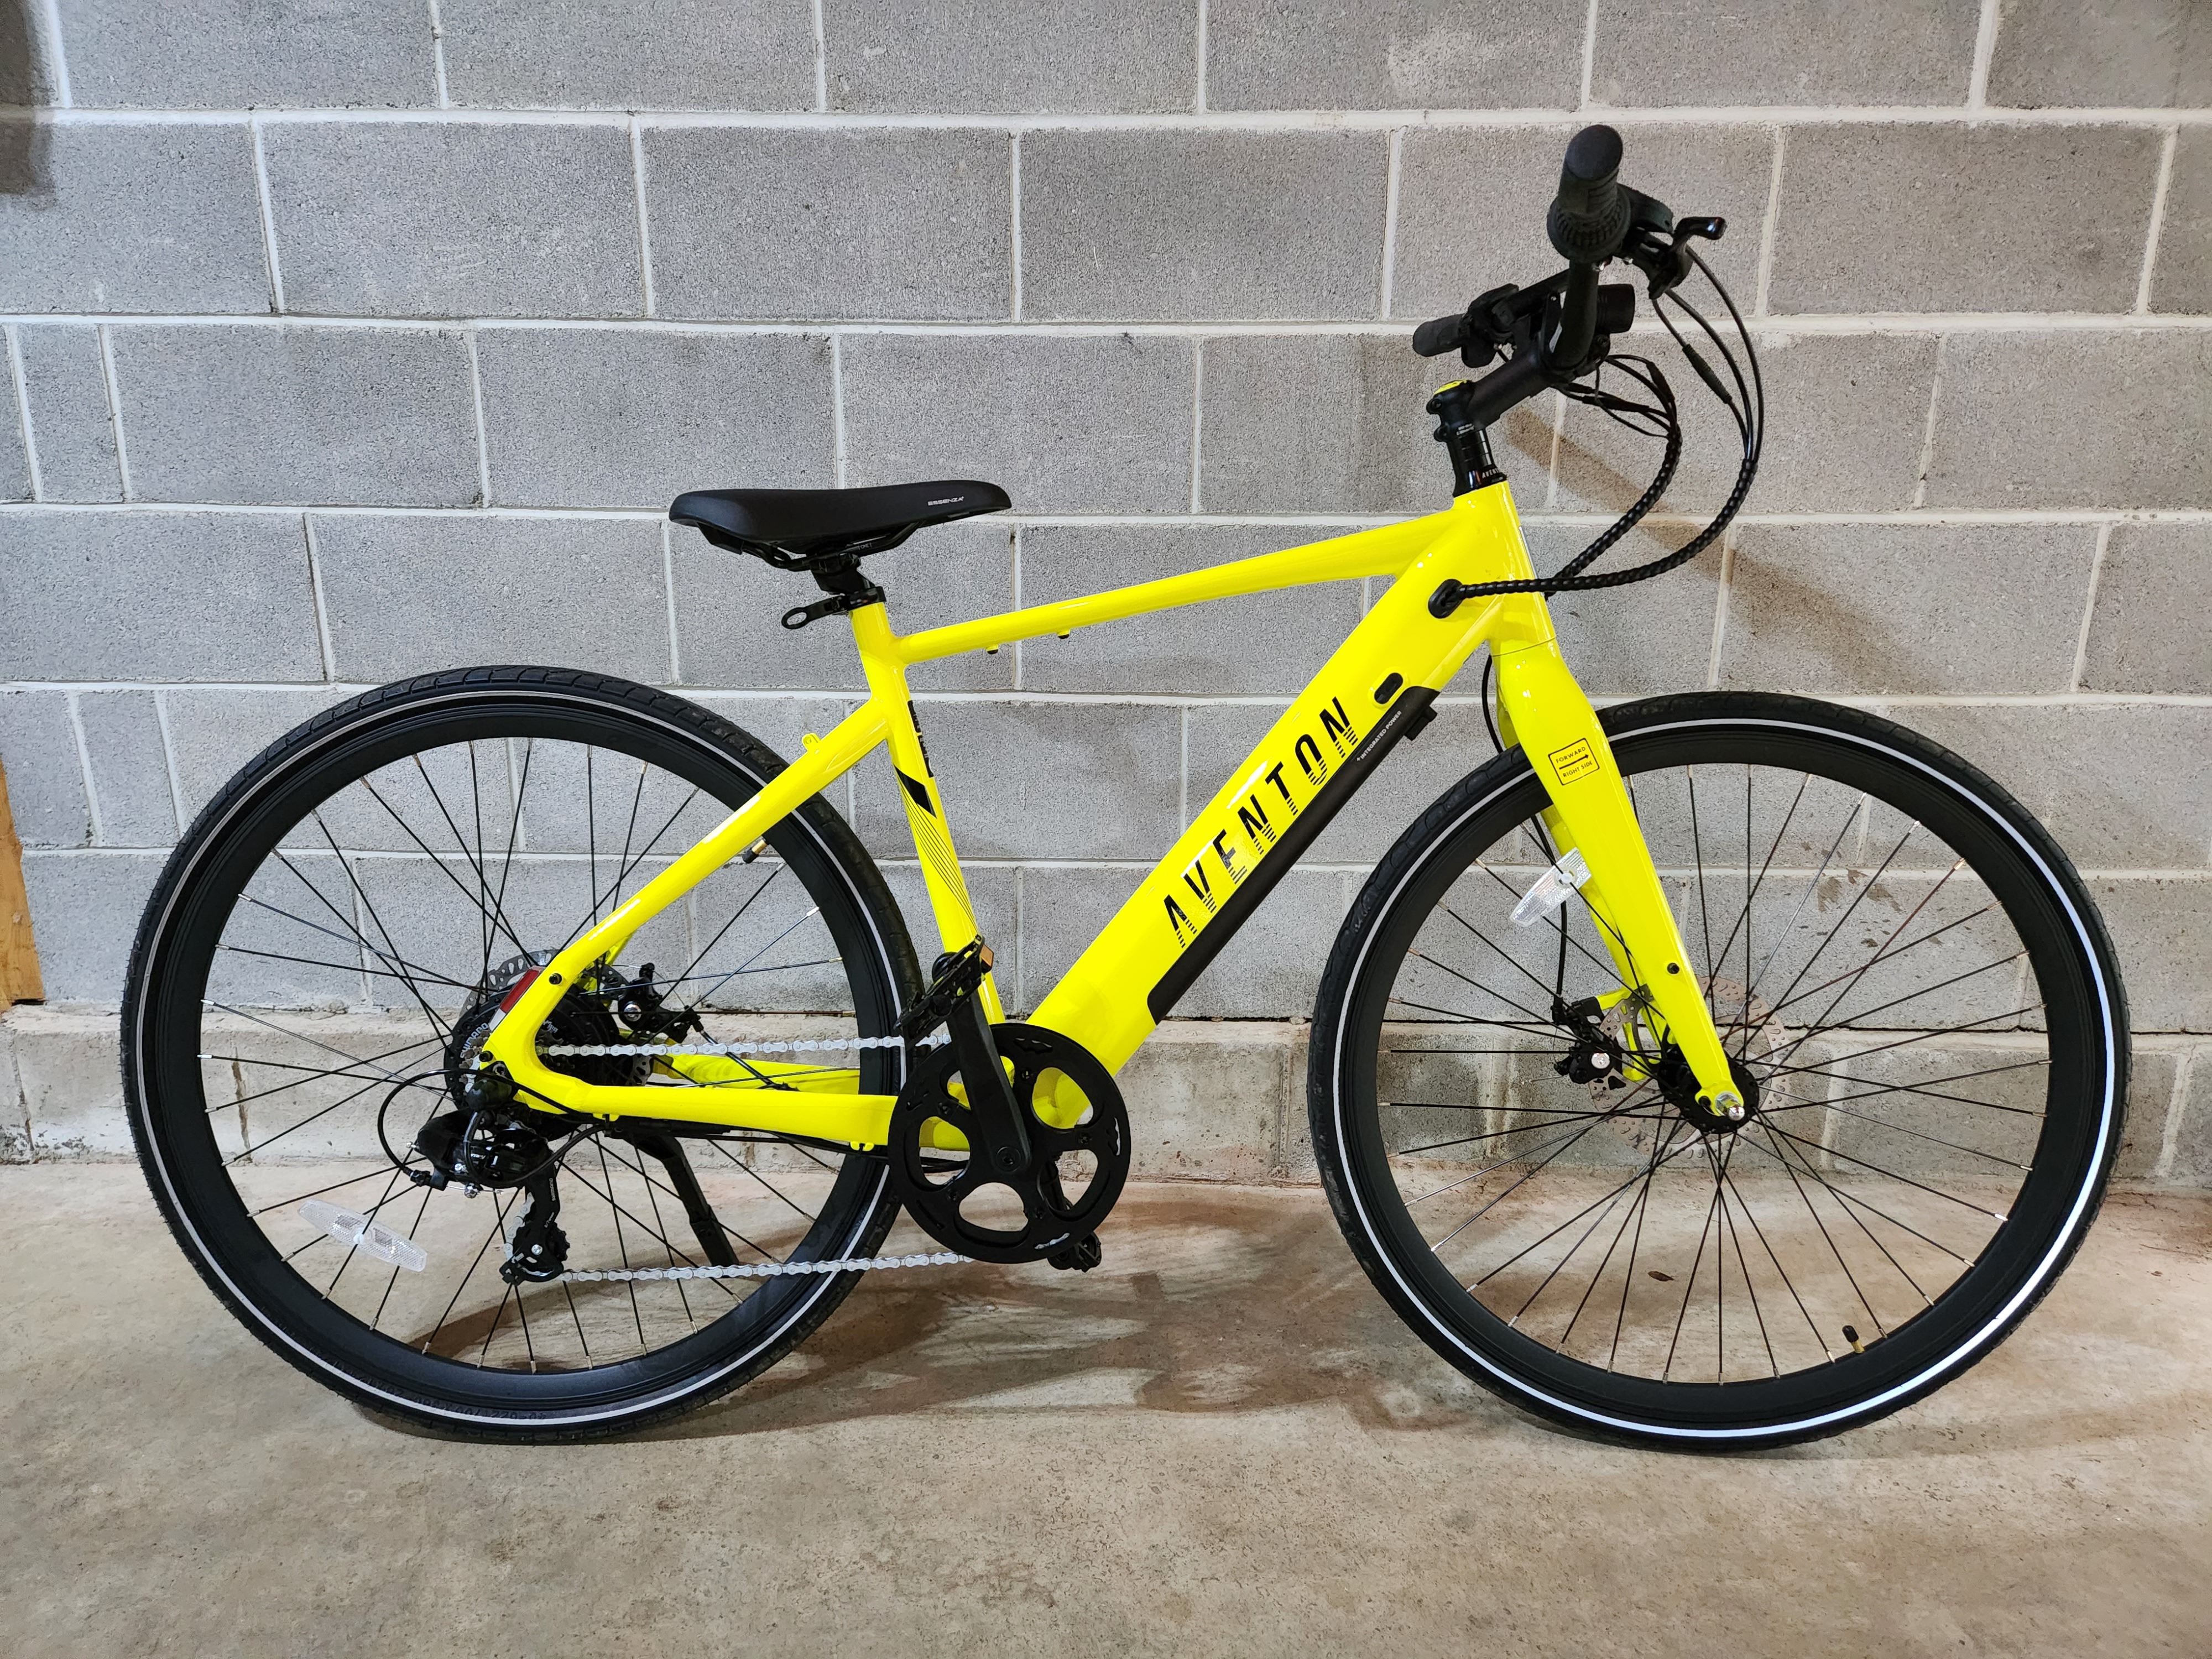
[1547,124,1631,265]
[1412,312,1468,358]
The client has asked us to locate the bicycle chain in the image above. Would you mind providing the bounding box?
[539,1033,938,1058]
[558,1250,969,1284]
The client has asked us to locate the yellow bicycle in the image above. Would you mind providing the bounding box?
[124,129,2127,1447]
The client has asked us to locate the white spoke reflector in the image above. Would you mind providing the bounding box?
[300,1199,428,1273]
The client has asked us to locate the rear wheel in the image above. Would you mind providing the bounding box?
[1310,692,2126,1448]
[124,667,921,1441]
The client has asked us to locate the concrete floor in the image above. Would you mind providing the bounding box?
[2,1170,2207,1658]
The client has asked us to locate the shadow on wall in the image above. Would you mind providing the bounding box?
[2,0,51,195]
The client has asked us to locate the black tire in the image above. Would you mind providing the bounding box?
[124,667,923,1441]
[1310,692,2127,1449]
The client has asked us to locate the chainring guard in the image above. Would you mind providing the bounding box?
[886,1022,1129,1264]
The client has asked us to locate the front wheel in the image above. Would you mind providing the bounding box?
[1310,692,2127,1449]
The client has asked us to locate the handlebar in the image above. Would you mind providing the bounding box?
[1410,124,1724,427]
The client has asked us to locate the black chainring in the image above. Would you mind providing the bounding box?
[887,1022,1129,1264]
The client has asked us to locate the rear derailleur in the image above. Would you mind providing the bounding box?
[397,954,733,1282]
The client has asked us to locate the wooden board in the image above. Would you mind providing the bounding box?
[0,755,45,1004]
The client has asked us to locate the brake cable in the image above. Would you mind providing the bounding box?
[1432,249,1764,615]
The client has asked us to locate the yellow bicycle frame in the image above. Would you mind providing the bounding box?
[481,479,1742,1144]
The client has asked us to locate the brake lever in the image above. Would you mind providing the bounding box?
[1626,214,1726,297]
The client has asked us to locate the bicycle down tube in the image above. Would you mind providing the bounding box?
[478,479,1743,1142]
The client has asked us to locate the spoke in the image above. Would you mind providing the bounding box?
[595,1139,648,1351]
[611,759,649,915]
[206,1001,440,1087]
[213,1031,447,1114]
[467,741,492,982]
[250,1161,425,1218]
[1661,1158,1724,1381]
[628,1121,699,1326]
[489,738,534,966]
[680,904,826,1013]
[1384,1045,1571,1057]
[602,1136,780,1265]
[256,861,466,1003]
[1391,1097,1657,1117]
[1762,837,1948,1024]
[476,1189,520,1366]
[355,775,531,967]
[1427,1114,1621,1251]
[1610,1114,1686,1369]
[218,942,476,990]
[1754,1005,2047,1079]
[1687,766,1715,984]
[1701,766,1807,1019]
[1762,1121,2006,1220]
[241,886,377,977]
[1718,1155,1830,1357]
[226,1066,442,1166]
[423,1195,510,1358]
[313,813,450,1041]
[1766,953,2029,1073]
[512,1265,539,1371]
[707,1142,816,1225]
[556,784,708,958]
[1762,1098,2034,1169]
[1501,1179,1636,1327]
[372,1185,436,1332]
[561,1152,739,1306]
[1767,898,1996,1019]
[263,853,379,951]
[1713,1145,1779,1378]
[1738,1129,1978,1263]
[1754,1125,1939,1307]
[666,864,782,1009]
[561,1279,592,1360]
[1386,995,1561,1029]
[1769,1056,2049,1117]
[1396,1105,1662,1159]
[1738,793,1863,1049]
[1778,849,1973,1044]
[406,752,522,975]
[1481,1128,1705,1299]
[1439,901,1582,1011]
[1757,1119,1886,1339]
[1407,1102,1641,1209]
[1560,1115,1679,1352]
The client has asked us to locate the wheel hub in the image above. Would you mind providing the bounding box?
[1655,1047,1762,1135]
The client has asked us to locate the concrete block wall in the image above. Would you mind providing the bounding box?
[1,0,2208,1181]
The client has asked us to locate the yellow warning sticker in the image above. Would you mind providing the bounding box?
[1548,738,1600,785]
